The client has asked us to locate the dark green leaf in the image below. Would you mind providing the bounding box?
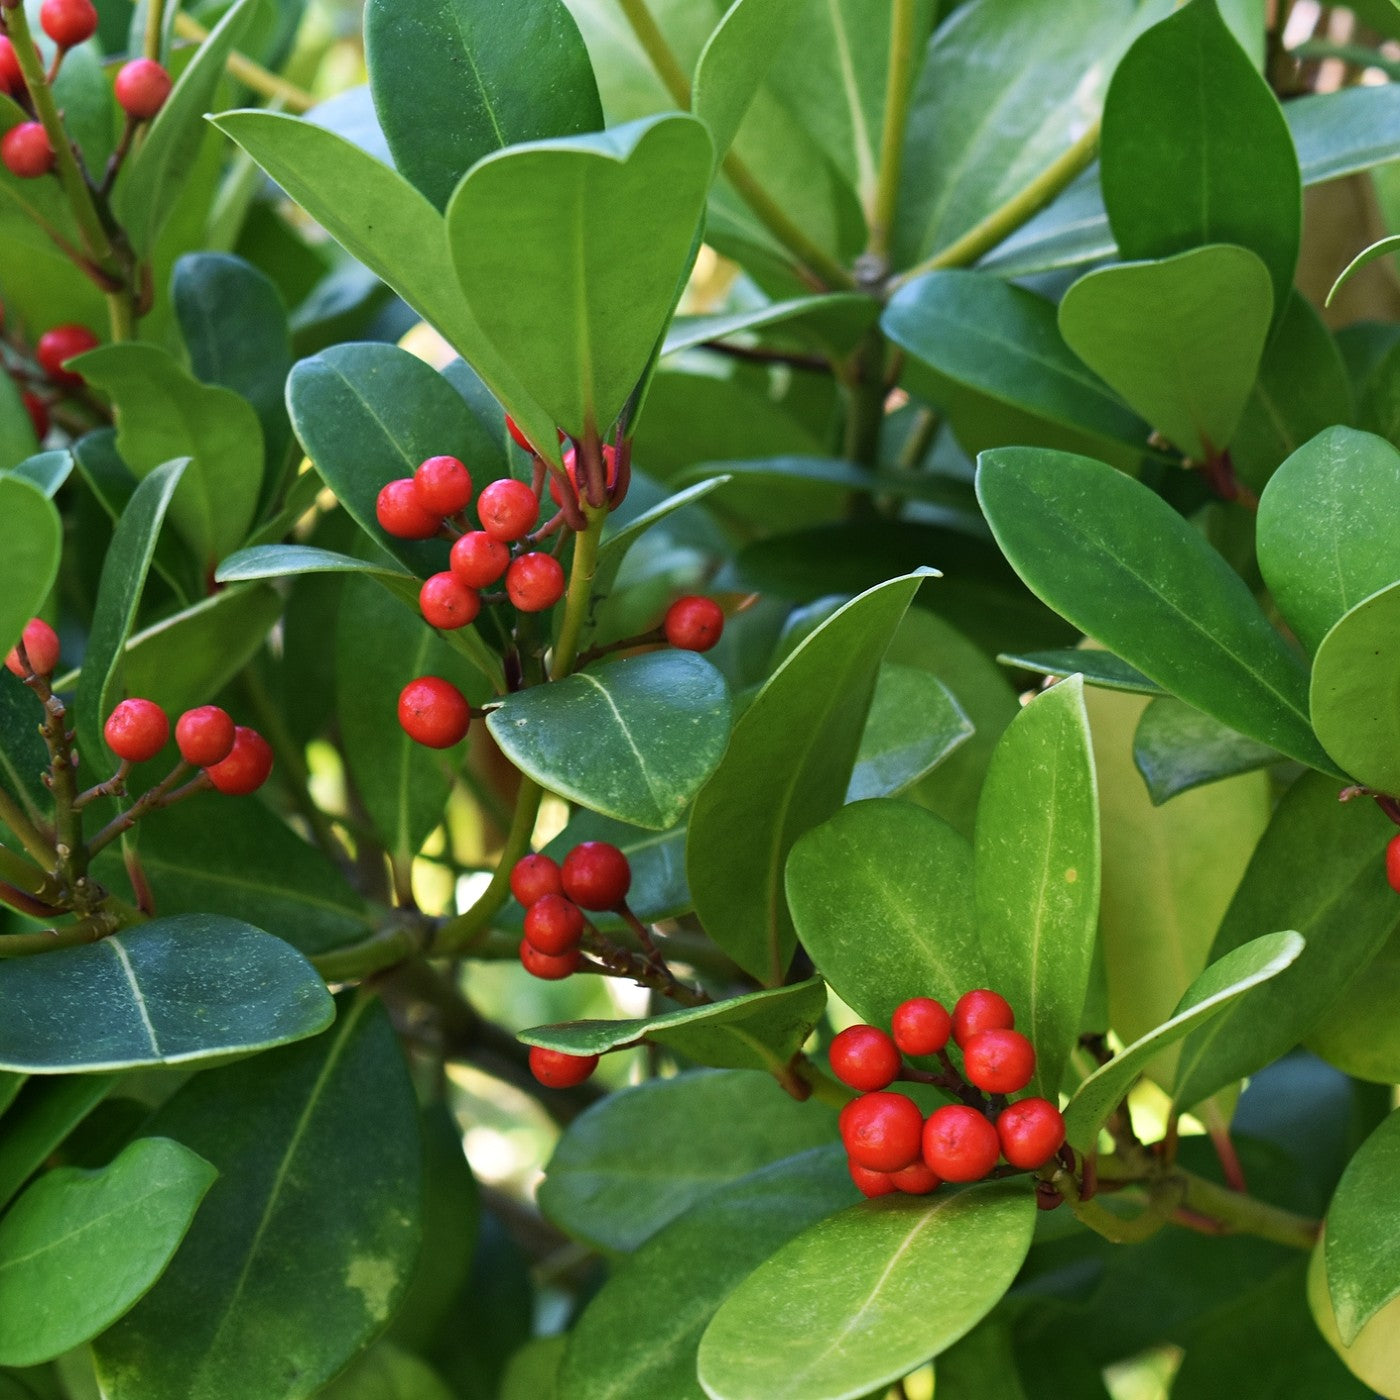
[1133,697,1281,804]
[319,1344,455,1400]
[1308,924,1400,1085]
[0,479,60,659]
[49,45,114,177]
[0,373,39,473]
[998,648,1164,695]
[3,451,71,498]
[0,672,48,833]
[0,1075,115,1211]
[1326,1108,1400,1345]
[662,295,878,359]
[1326,234,1400,307]
[846,663,972,802]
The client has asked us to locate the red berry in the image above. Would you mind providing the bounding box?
[963,1028,1036,1096]
[952,988,1015,1048]
[2,123,55,179]
[36,324,99,387]
[839,1091,924,1173]
[419,572,481,630]
[510,853,563,907]
[413,455,472,517]
[449,531,509,588]
[519,938,580,981]
[996,1097,1066,1170]
[560,841,631,910]
[663,597,724,652]
[397,676,470,749]
[505,552,565,613]
[505,415,537,455]
[892,997,952,1057]
[848,1160,898,1199]
[524,894,586,955]
[0,38,25,96]
[113,58,172,120]
[22,391,48,441]
[550,444,618,507]
[376,479,442,540]
[103,698,169,764]
[922,1104,1001,1183]
[1387,833,1400,895]
[205,726,273,795]
[40,0,96,46]
[174,705,236,767]
[528,1045,598,1088]
[829,1024,901,1092]
[4,618,59,677]
[477,478,538,542]
[889,1159,942,1195]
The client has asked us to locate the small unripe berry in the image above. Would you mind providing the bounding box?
[519,938,580,981]
[829,1024,901,1092]
[963,1028,1036,1095]
[952,988,1015,1048]
[892,997,952,1057]
[22,391,49,441]
[174,705,236,767]
[922,1104,1001,1182]
[523,894,586,956]
[996,1097,1066,1170]
[0,38,25,96]
[510,853,563,907]
[839,1090,923,1173]
[413,455,472,516]
[848,1160,897,1199]
[4,618,59,677]
[419,572,480,630]
[1387,833,1400,895]
[397,676,470,749]
[477,478,538,542]
[528,1045,598,1088]
[104,698,169,763]
[376,479,442,540]
[505,552,565,612]
[113,58,172,120]
[2,123,55,179]
[36,324,99,387]
[40,0,97,47]
[663,596,724,652]
[449,531,509,588]
[205,726,273,795]
[560,841,631,910]
[889,1159,942,1195]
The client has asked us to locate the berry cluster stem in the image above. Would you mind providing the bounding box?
[549,499,606,681]
[0,776,57,870]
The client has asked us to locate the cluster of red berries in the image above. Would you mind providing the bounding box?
[512,840,631,982]
[832,989,1067,1200]
[5,322,100,442]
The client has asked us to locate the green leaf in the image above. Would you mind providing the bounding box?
[366,0,601,210]
[997,648,1164,695]
[1100,0,1301,317]
[697,1181,1037,1400]
[976,446,1333,771]
[1133,697,1281,804]
[0,915,334,1072]
[4,450,72,498]
[1257,427,1400,655]
[1062,931,1303,1152]
[94,996,422,1400]
[846,663,973,802]
[0,478,60,659]
[538,1069,838,1253]
[662,294,879,359]
[49,45,114,177]
[975,676,1099,1099]
[446,115,712,437]
[319,1344,455,1400]
[0,372,39,472]
[521,979,825,1076]
[487,651,731,831]
[787,799,978,1027]
[1326,1108,1400,1345]
[0,1137,217,1367]
[0,1075,115,1211]
[687,572,929,984]
[1310,581,1400,792]
[1326,234,1400,307]
[1058,246,1274,458]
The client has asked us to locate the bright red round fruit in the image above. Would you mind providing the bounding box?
[413,455,473,516]
[524,894,586,955]
[528,1045,598,1088]
[505,552,565,612]
[476,478,538,542]
[113,58,172,119]
[510,853,563,907]
[560,841,631,910]
[205,726,273,795]
[889,1160,942,1195]
[397,676,470,749]
[1387,833,1400,895]
[419,572,481,630]
[892,997,952,1057]
[839,1090,924,1173]
[519,938,580,981]
[22,391,48,440]
[2,122,55,179]
[175,705,236,767]
[40,0,96,46]
[36,324,99,386]
[848,1161,897,1199]
[963,1028,1036,1095]
[550,444,618,507]
[449,531,509,588]
[996,1097,1066,1170]
[663,596,724,652]
[829,1024,901,1092]
[922,1104,1001,1183]
[952,988,1015,1048]
[505,415,537,455]
[4,618,59,677]
[103,698,169,763]
[376,478,442,540]
[0,38,24,96]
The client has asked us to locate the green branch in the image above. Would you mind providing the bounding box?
[866,0,919,266]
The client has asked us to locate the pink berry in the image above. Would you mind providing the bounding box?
[996,1098,1066,1170]
[2,123,55,179]
[922,1105,1001,1183]
[174,705,236,767]
[4,618,60,677]
[951,989,1015,1049]
[963,1028,1036,1096]
[113,59,172,120]
[0,38,26,97]
[510,853,563,907]
[519,938,580,981]
[529,1046,598,1087]
[523,894,585,955]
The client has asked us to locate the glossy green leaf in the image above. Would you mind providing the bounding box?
[975,676,1099,1099]
[0,1137,216,1367]
[998,648,1164,695]
[1327,234,1400,307]
[0,671,48,836]
[1257,427,1400,655]
[1310,581,1400,792]
[1326,1108,1400,1345]
[366,0,602,210]
[488,650,730,831]
[0,99,81,266]
[538,1069,837,1252]
[688,572,929,984]
[319,1343,454,1400]
[787,799,978,1028]
[0,1075,114,1211]
[1062,931,1303,1152]
[0,915,334,1072]
[0,478,60,659]
[1100,0,1301,316]
[846,663,972,802]
[697,1181,1036,1400]
[1058,246,1274,458]
[3,450,71,498]
[1308,923,1400,1085]
[559,1147,853,1400]
[662,295,879,359]
[0,373,39,472]
[976,447,1332,771]
[1133,697,1280,804]
[95,996,422,1400]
